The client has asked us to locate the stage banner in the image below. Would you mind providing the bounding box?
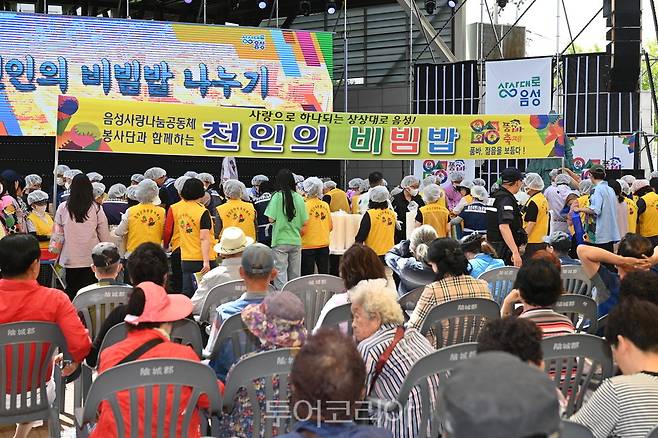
[0,12,333,137]
[57,95,568,160]
[485,57,553,114]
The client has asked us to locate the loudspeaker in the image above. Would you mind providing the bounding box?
[607,0,641,92]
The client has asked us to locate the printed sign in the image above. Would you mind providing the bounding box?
[485,57,553,114]
[57,95,569,161]
[0,12,333,136]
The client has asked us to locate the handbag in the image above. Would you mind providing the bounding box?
[48,221,65,255]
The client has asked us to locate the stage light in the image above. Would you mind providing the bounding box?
[448,0,457,7]
[425,0,435,13]
[184,0,192,4]
[326,0,336,14]
[257,0,267,9]
[299,0,311,15]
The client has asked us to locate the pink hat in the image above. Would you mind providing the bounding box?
[124,282,193,325]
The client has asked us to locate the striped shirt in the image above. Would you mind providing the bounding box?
[358,323,438,438]
[519,308,575,338]
[570,372,658,438]
[407,275,492,346]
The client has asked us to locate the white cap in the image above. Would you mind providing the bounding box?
[251,175,269,185]
[56,164,70,176]
[457,180,474,189]
[131,174,145,183]
[449,171,465,182]
[174,176,190,193]
[223,179,246,199]
[64,169,83,179]
[579,179,592,195]
[27,190,49,205]
[126,185,138,201]
[184,171,198,178]
[401,175,420,189]
[618,179,631,196]
[323,180,337,190]
[423,183,443,203]
[471,185,489,201]
[293,174,304,184]
[303,177,324,198]
[370,186,390,203]
[473,178,486,187]
[555,174,571,185]
[523,173,545,191]
[108,183,127,199]
[631,179,650,194]
[197,172,215,185]
[620,175,636,186]
[87,172,103,182]
[422,175,437,188]
[144,167,166,180]
[348,178,363,189]
[135,179,161,205]
[92,182,106,199]
[25,174,42,187]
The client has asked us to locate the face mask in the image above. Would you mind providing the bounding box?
[409,188,419,197]
[65,182,71,190]
[56,177,64,186]
[33,204,47,215]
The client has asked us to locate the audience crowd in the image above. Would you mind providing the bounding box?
[1,163,658,437]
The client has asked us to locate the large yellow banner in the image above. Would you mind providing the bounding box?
[57,95,568,160]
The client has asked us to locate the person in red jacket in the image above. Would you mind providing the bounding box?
[93,281,222,437]
[0,233,92,438]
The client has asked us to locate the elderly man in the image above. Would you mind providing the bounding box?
[392,175,425,243]
[441,171,465,211]
[77,242,126,294]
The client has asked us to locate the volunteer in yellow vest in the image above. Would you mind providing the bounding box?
[355,186,396,258]
[300,177,333,276]
[415,183,450,237]
[173,178,217,296]
[346,178,363,203]
[322,180,350,213]
[635,180,658,247]
[163,176,190,293]
[522,173,550,258]
[115,179,165,259]
[216,179,257,240]
[25,190,55,259]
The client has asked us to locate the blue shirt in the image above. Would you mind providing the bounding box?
[588,181,620,244]
[209,292,266,381]
[468,253,505,279]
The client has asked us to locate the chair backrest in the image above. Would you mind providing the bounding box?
[647,424,658,438]
[478,267,519,305]
[281,274,345,330]
[541,334,614,416]
[0,322,71,422]
[561,265,593,297]
[98,319,204,358]
[78,358,222,438]
[561,420,595,438]
[72,285,133,339]
[198,280,248,324]
[419,298,500,349]
[376,343,478,437]
[223,348,299,436]
[318,303,353,335]
[203,312,261,361]
[552,294,598,333]
[398,286,425,313]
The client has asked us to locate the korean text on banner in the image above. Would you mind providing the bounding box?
[57,95,569,160]
[485,57,553,115]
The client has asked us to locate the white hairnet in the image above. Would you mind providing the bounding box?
[523,173,545,191]
[549,169,560,179]
[555,174,571,185]
[87,172,103,182]
[423,183,443,203]
[617,179,630,196]
[303,177,324,198]
[197,172,215,185]
[131,173,145,183]
[369,186,390,203]
[579,179,592,196]
[25,174,42,187]
[27,190,48,205]
[421,175,437,188]
[64,169,83,179]
[631,179,650,194]
[457,180,473,189]
[223,179,246,199]
[651,171,658,179]
[359,179,370,193]
[490,182,500,194]
[251,174,269,185]
[324,180,337,190]
[92,182,106,199]
[473,178,486,187]
[135,179,160,204]
[400,175,420,189]
[108,183,127,199]
[126,185,138,201]
[348,178,363,190]
[144,167,166,180]
[471,185,489,201]
[449,171,465,182]
[620,175,636,186]
[174,176,190,193]
[293,174,304,184]
[56,164,70,176]
[184,171,198,178]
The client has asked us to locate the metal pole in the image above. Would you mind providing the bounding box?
[555,0,560,55]
[344,0,348,112]
[559,7,602,55]
[644,51,658,171]
[203,0,206,24]
[52,139,59,215]
[408,0,413,113]
[650,0,658,44]
[644,133,655,172]
[485,0,538,59]
[479,0,484,60]
[126,0,129,18]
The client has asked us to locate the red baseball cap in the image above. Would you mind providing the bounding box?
[124,282,192,325]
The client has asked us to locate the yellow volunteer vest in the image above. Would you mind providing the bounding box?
[302,198,332,249]
[169,200,184,251]
[327,188,350,213]
[525,192,550,244]
[216,199,256,240]
[419,202,450,237]
[351,194,360,214]
[638,192,658,237]
[27,212,53,249]
[365,208,396,256]
[126,204,165,252]
[624,197,638,234]
[175,201,217,261]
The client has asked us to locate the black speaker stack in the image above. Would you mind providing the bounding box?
[604,0,641,92]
